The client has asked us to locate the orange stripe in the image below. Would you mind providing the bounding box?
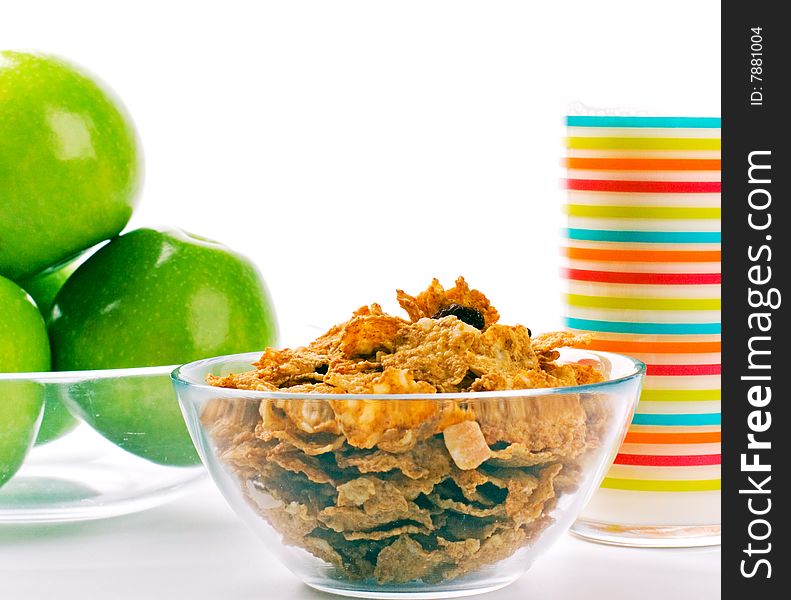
[564,157,722,171]
[624,431,721,444]
[562,246,721,263]
[583,339,722,354]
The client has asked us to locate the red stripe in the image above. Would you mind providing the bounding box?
[566,179,722,193]
[646,364,722,376]
[614,453,722,467]
[561,268,721,285]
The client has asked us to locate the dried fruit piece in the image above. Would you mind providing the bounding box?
[442,421,491,470]
[432,304,485,330]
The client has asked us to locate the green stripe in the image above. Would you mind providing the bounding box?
[640,389,721,402]
[567,137,721,151]
[566,205,721,220]
[601,478,721,492]
[566,294,721,311]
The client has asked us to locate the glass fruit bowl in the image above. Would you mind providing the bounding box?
[0,366,205,523]
[173,348,644,599]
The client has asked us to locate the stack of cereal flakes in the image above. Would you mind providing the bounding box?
[204,278,607,584]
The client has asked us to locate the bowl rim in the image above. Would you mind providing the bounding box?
[0,363,176,383]
[170,349,646,401]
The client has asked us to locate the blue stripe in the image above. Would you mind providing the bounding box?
[565,317,721,335]
[564,228,721,244]
[566,116,721,129]
[632,413,722,426]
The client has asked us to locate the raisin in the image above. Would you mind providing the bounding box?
[431,304,485,330]
[315,364,329,375]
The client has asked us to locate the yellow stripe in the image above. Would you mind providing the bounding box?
[567,137,722,151]
[640,389,721,402]
[566,294,721,311]
[565,205,721,220]
[601,478,721,492]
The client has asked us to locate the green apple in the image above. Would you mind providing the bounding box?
[49,228,278,466]
[0,276,48,488]
[19,256,81,316]
[19,259,82,445]
[0,50,141,280]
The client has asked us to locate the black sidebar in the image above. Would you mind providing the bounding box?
[722,1,788,596]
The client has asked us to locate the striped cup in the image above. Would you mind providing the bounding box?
[563,115,721,547]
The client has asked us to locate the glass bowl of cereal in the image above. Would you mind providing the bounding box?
[172,278,645,598]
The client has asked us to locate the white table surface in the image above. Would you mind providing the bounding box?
[0,479,720,600]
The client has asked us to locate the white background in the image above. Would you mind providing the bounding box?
[2,1,721,598]
[1,479,720,600]
[3,0,720,340]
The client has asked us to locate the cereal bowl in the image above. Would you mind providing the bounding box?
[173,348,644,598]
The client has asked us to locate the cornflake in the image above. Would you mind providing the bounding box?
[204,277,607,584]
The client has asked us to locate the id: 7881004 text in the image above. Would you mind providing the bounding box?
[750,27,764,106]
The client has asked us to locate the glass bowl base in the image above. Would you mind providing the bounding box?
[570,519,721,548]
[0,424,204,523]
[295,560,526,600]
[305,573,522,599]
